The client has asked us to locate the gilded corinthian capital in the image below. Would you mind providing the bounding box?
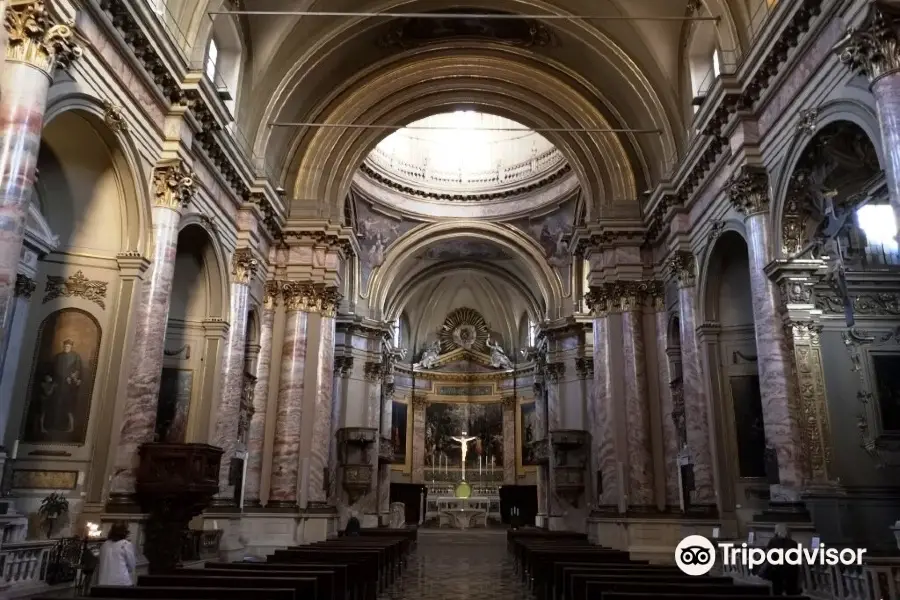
[152,160,196,210]
[263,280,280,310]
[231,248,258,284]
[5,0,81,75]
[835,2,900,83]
[727,165,770,216]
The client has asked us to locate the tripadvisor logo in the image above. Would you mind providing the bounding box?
[674,535,868,577]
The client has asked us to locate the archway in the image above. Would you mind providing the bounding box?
[702,230,768,529]
[156,223,227,444]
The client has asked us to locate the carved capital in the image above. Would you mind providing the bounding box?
[231,248,258,284]
[102,100,128,133]
[646,279,665,311]
[502,395,517,409]
[364,361,384,381]
[14,274,36,299]
[281,281,312,312]
[152,159,196,211]
[315,284,341,317]
[667,251,697,288]
[574,357,594,380]
[727,165,770,217]
[546,362,565,382]
[614,280,654,312]
[281,281,341,316]
[5,0,81,75]
[334,355,354,377]
[585,283,615,317]
[835,2,900,82]
[263,280,280,310]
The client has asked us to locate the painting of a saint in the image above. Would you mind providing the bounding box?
[425,402,502,471]
[520,402,538,465]
[391,400,408,463]
[23,309,101,444]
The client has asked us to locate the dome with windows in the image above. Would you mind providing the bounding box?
[360,111,570,199]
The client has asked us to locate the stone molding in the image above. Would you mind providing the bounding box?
[5,0,81,75]
[587,279,663,316]
[152,159,196,211]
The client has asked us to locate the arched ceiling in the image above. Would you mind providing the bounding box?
[169,0,754,221]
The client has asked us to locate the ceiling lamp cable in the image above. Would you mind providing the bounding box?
[208,11,718,22]
[267,122,661,134]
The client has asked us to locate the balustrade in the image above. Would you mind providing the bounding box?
[0,540,53,593]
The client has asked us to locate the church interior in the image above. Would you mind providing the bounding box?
[2,0,900,598]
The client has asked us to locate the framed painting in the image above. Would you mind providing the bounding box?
[391,400,408,464]
[518,401,538,468]
[23,308,101,445]
[871,353,900,432]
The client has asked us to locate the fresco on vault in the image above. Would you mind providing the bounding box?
[510,197,576,292]
[354,199,417,293]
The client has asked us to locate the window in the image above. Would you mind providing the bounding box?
[712,49,722,77]
[528,320,537,346]
[393,319,402,345]
[146,0,165,16]
[205,38,219,82]
[856,204,899,262]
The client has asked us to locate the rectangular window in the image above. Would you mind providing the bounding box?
[205,39,219,82]
[856,203,899,264]
[712,49,722,78]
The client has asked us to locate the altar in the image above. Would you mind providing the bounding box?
[426,496,497,529]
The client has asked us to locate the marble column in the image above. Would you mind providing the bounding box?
[728,166,806,496]
[306,287,339,507]
[110,160,196,500]
[268,282,312,507]
[836,4,900,223]
[618,282,655,508]
[532,374,549,516]
[0,274,34,447]
[211,249,258,504]
[586,284,618,508]
[0,3,79,367]
[329,356,353,505]
[411,396,426,484]
[502,396,516,484]
[244,281,278,507]
[668,253,716,507]
[651,287,681,508]
[376,365,392,520]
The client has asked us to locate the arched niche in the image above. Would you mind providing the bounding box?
[701,230,768,525]
[776,120,884,266]
[156,223,228,444]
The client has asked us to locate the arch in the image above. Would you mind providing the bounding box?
[771,103,884,259]
[369,221,563,321]
[696,219,749,325]
[173,219,230,319]
[41,96,152,256]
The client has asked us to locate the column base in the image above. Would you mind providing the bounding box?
[105,493,141,514]
[265,500,299,512]
[207,498,241,513]
[586,513,727,560]
[243,499,263,509]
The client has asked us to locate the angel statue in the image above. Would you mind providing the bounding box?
[486,338,514,369]
[414,340,442,370]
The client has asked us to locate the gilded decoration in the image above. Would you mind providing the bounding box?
[231,248,258,284]
[5,0,81,74]
[789,322,832,482]
[152,160,196,210]
[12,469,77,490]
[502,395,517,409]
[835,2,900,82]
[668,251,697,288]
[263,280,280,310]
[102,99,128,133]
[439,307,490,353]
[816,291,900,316]
[43,271,108,309]
[281,282,341,316]
[796,107,820,136]
[781,195,808,256]
[614,280,656,312]
[15,274,36,299]
[727,165,771,216]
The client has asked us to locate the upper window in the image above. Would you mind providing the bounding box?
[856,203,899,263]
[205,39,219,82]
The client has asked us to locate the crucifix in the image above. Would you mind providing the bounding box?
[450,430,477,481]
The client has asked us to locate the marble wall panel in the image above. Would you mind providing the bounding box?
[621,310,654,507]
[307,315,335,505]
[593,316,618,507]
[654,311,680,507]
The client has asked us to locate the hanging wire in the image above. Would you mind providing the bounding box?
[267,122,662,134]
[208,11,719,22]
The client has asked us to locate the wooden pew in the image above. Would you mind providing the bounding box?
[178,567,335,600]
[204,561,351,600]
[556,563,680,600]
[87,586,295,600]
[137,574,316,600]
[271,548,379,600]
[582,579,770,600]
[602,595,809,600]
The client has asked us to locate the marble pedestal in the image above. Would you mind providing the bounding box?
[441,508,487,529]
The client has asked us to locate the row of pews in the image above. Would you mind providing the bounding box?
[39,528,416,600]
[508,530,809,600]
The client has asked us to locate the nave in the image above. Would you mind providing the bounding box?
[379,530,523,600]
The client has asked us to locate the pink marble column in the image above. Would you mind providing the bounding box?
[411,396,426,484]
[110,160,196,500]
[586,285,618,508]
[618,283,654,508]
[378,371,392,520]
[0,5,78,366]
[329,356,353,506]
[211,249,258,504]
[306,289,339,507]
[244,281,278,507]
[502,396,516,484]
[652,294,681,508]
[728,167,805,496]
[268,282,312,507]
[668,253,716,507]
[836,4,900,225]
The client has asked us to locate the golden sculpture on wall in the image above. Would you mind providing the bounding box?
[43,271,108,309]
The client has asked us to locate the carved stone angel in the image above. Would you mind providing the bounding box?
[486,338,514,369]
[414,340,442,370]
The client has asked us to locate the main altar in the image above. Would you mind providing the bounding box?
[425,481,501,529]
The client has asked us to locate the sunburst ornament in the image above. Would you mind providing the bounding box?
[439,307,490,353]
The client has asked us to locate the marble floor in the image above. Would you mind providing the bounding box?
[379,529,526,600]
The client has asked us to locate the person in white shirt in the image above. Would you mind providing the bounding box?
[97,522,135,586]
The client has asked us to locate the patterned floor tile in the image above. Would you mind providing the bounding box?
[379,529,527,599]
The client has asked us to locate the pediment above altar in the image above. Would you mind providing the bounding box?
[430,347,495,372]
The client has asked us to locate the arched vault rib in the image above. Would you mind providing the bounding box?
[285,54,639,221]
[367,221,563,322]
